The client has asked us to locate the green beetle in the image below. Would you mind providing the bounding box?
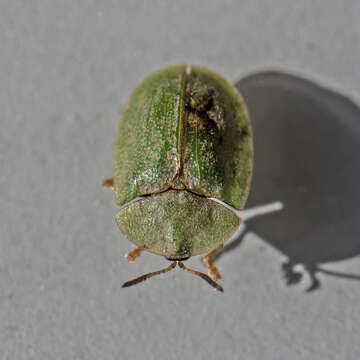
[104,65,253,292]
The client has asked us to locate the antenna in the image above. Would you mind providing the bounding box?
[122,261,224,292]
[178,262,224,292]
[122,261,177,287]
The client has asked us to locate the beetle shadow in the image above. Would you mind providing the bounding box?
[218,70,360,292]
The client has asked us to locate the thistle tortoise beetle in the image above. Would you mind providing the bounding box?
[104,64,253,292]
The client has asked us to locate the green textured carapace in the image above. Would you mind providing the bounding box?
[116,190,240,259]
[111,65,252,289]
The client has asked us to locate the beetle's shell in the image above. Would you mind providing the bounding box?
[116,190,240,259]
[114,65,252,210]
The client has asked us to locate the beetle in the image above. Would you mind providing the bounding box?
[104,64,253,292]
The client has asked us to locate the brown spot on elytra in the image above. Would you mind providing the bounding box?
[241,127,249,136]
[185,94,224,137]
[185,72,226,136]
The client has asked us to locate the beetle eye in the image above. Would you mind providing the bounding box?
[165,256,190,261]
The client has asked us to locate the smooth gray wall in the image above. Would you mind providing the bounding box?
[1,1,360,359]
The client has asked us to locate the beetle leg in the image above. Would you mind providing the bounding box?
[103,178,114,188]
[125,247,143,262]
[203,244,224,280]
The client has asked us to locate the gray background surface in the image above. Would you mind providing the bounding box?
[1,1,360,359]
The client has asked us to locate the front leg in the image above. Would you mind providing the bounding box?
[103,178,114,188]
[125,247,144,262]
[203,243,224,280]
